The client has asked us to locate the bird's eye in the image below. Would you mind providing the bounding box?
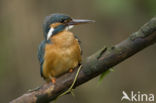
[63,19,69,23]
[63,19,72,23]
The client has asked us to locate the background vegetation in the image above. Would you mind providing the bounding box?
[0,0,156,103]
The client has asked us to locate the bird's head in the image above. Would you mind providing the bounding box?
[43,13,95,40]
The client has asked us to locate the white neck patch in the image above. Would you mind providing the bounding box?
[47,27,54,40]
[65,25,74,30]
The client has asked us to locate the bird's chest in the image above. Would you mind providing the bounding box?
[43,31,81,77]
[47,31,78,57]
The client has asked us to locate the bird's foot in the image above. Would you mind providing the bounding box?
[69,69,73,73]
[51,77,56,84]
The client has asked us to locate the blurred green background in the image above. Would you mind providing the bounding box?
[0,0,156,103]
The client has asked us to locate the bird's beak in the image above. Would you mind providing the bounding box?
[68,19,95,25]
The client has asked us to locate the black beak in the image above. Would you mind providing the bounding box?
[68,19,95,25]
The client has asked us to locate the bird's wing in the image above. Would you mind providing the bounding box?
[74,35,83,55]
[74,35,81,44]
[37,40,46,78]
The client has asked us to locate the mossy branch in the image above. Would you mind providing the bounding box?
[10,17,156,103]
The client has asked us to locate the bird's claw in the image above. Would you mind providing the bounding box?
[51,77,56,84]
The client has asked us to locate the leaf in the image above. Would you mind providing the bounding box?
[98,68,114,84]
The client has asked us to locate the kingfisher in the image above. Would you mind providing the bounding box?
[38,13,94,83]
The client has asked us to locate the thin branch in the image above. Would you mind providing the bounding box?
[10,17,156,103]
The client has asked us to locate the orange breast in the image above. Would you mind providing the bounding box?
[43,30,81,79]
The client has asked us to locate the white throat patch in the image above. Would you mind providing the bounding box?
[65,25,74,30]
[47,27,54,40]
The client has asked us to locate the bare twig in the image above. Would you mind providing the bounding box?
[10,17,156,103]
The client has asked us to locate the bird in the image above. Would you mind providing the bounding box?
[38,13,94,83]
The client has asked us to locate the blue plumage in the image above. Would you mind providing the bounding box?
[37,40,46,78]
[43,13,71,39]
[52,25,66,36]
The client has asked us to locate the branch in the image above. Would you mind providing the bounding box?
[10,17,156,103]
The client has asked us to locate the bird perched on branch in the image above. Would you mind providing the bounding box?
[38,13,94,83]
